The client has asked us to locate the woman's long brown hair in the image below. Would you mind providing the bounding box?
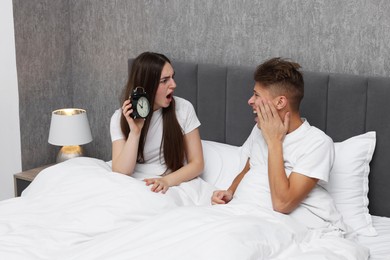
[120,52,184,173]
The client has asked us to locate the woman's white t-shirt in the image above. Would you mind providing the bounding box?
[110,96,200,175]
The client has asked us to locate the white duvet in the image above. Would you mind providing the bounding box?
[0,157,369,260]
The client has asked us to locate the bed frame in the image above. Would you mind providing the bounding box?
[110,59,390,217]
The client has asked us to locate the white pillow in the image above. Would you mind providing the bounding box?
[200,140,244,190]
[323,132,377,236]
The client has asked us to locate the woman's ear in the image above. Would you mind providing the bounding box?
[275,96,287,110]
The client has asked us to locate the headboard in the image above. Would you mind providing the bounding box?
[122,59,390,217]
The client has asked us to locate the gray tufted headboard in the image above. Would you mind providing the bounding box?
[120,59,390,217]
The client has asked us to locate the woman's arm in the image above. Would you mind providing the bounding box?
[165,128,204,184]
[111,131,141,175]
[111,100,145,175]
[144,128,204,193]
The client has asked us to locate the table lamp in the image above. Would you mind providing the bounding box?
[48,108,93,163]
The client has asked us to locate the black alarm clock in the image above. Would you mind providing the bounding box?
[129,86,151,119]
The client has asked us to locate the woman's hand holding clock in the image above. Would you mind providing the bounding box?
[122,99,145,135]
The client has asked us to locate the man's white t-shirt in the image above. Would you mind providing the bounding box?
[232,120,345,230]
[110,96,200,176]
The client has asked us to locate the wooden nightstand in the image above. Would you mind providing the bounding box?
[14,164,53,197]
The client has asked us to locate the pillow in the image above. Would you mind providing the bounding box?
[323,131,377,236]
[200,140,244,190]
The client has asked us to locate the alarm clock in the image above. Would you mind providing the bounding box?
[129,86,150,119]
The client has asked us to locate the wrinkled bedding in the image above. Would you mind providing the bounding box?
[358,216,390,260]
[0,157,369,260]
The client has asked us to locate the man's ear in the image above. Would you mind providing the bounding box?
[275,96,288,110]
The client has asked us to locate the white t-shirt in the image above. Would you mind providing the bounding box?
[233,120,345,230]
[110,96,200,177]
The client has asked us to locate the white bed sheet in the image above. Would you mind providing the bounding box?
[0,157,370,260]
[358,216,390,260]
[58,204,369,260]
[0,157,214,259]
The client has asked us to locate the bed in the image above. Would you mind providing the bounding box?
[1,59,390,259]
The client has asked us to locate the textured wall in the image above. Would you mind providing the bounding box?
[14,0,390,167]
[13,0,71,169]
[70,0,390,161]
[71,0,390,76]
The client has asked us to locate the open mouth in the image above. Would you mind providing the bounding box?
[166,93,173,100]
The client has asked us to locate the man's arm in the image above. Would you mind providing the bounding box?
[267,139,318,213]
[227,159,250,194]
[211,159,250,204]
[256,99,318,214]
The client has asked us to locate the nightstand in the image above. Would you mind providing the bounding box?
[14,164,53,197]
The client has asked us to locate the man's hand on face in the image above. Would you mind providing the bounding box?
[255,98,290,145]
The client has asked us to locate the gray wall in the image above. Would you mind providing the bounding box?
[13,0,390,169]
[13,0,72,169]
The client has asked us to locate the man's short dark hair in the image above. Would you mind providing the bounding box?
[254,57,304,111]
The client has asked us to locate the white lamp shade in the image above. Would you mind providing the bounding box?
[48,108,93,146]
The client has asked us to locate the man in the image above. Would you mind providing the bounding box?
[212,57,343,229]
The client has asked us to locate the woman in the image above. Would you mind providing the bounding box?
[110,52,204,194]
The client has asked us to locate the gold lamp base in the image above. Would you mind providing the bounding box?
[56,145,85,163]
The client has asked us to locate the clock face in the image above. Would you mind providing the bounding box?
[136,96,150,118]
